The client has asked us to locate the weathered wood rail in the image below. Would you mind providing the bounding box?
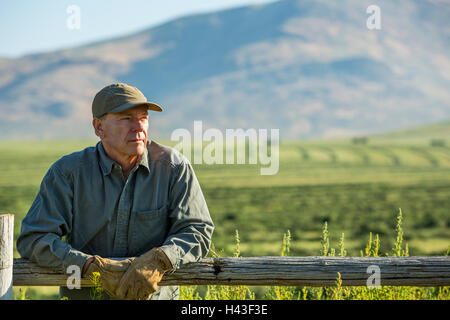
[2,214,450,300]
[12,256,450,287]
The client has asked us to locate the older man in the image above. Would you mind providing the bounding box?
[17,83,214,300]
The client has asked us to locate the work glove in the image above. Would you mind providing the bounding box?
[83,255,135,299]
[115,247,173,300]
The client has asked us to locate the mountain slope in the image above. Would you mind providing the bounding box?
[0,0,449,139]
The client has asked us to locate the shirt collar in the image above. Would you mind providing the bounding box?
[97,141,150,176]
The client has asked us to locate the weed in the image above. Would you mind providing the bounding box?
[89,271,103,300]
[179,208,449,300]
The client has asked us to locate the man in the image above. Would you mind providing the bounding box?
[17,83,214,300]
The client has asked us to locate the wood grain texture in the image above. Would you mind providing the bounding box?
[12,256,450,287]
[0,214,14,299]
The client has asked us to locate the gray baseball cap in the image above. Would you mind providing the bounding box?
[92,83,163,118]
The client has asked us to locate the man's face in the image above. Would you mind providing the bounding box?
[95,105,149,158]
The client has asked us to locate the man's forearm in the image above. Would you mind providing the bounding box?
[17,231,92,273]
[159,223,214,270]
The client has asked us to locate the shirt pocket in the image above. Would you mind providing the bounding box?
[129,204,169,256]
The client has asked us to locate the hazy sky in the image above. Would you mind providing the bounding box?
[0,0,276,58]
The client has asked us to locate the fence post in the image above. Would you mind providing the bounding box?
[0,214,14,300]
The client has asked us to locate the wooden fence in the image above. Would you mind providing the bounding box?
[2,214,450,299]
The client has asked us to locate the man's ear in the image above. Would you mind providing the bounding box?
[92,118,104,138]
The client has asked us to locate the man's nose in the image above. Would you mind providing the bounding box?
[132,119,147,131]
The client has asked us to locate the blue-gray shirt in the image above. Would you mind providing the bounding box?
[17,140,214,300]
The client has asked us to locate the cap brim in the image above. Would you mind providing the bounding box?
[109,101,163,114]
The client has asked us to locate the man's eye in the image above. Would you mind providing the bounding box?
[121,117,131,120]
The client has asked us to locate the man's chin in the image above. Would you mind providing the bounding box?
[131,144,147,156]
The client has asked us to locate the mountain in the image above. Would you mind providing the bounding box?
[1,0,449,140]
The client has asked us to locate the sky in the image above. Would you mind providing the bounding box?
[0,0,276,58]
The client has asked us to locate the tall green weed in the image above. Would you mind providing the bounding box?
[180,209,449,300]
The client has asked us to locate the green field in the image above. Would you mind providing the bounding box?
[1,123,450,299]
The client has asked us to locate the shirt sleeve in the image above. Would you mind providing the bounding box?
[16,164,91,273]
[159,158,215,270]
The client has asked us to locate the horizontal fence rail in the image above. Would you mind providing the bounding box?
[13,256,450,287]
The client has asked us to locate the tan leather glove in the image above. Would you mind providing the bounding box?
[115,247,173,300]
[83,256,135,299]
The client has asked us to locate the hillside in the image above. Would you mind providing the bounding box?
[0,0,449,139]
[368,121,450,144]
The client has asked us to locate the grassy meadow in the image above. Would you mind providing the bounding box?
[1,123,449,299]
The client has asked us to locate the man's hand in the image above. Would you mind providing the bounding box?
[115,247,173,300]
[83,256,135,299]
